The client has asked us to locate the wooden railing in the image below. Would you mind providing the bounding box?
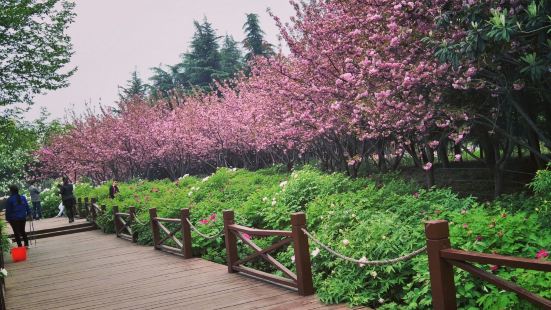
[80,198,551,302]
[77,198,105,226]
[425,220,551,309]
[113,206,137,242]
[223,210,314,296]
[149,208,192,258]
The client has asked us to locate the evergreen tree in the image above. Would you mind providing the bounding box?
[118,70,148,101]
[242,13,273,62]
[149,64,187,99]
[181,18,222,91]
[219,35,243,79]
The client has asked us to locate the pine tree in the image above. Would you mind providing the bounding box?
[242,13,273,62]
[181,18,223,91]
[118,70,148,101]
[219,35,243,79]
[149,64,188,99]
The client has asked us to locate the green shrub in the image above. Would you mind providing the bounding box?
[75,166,551,309]
[40,184,62,218]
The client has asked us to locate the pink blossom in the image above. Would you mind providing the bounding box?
[242,233,251,240]
[536,249,549,259]
[513,81,525,91]
[199,219,209,225]
[209,213,217,222]
[428,140,440,149]
[454,154,462,162]
[423,162,433,171]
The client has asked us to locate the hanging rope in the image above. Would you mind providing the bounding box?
[301,228,426,266]
[132,216,148,226]
[185,218,223,240]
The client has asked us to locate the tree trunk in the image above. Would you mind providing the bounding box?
[438,141,450,168]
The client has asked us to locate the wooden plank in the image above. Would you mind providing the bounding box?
[4,230,360,310]
[154,217,181,223]
[229,224,292,237]
[447,259,551,309]
[441,248,551,272]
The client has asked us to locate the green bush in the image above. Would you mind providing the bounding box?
[75,165,551,309]
[40,184,63,218]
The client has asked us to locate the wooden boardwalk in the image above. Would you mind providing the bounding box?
[4,228,355,309]
[4,217,88,235]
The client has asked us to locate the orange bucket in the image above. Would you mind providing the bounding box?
[11,247,27,262]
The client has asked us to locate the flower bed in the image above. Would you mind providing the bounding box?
[76,166,551,309]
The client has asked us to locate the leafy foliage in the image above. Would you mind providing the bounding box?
[0,110,66,191]
[76,166,551,309]
[0,0,76,106]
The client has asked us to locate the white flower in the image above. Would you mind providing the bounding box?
[535,208,540,212]
[202,176,210,182]
[358,256,368,267]
[0,268,8,277]
[262,197,268,202]
[271,200,277,206]
[311,248,320,257]
[231,168,237,172]
[342,239,350,246]
[351,214,356,218]
[378,298,385,304]
[370,271,377,278]
[381,235,387,240]
[279,181,288,188]
[291,255,295,263]
[187,192,193,197]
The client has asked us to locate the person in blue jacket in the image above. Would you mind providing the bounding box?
[6,185,32,247]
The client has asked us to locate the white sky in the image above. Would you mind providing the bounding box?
[24,0,295,120]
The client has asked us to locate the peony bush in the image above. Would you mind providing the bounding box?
[76,166,551,309]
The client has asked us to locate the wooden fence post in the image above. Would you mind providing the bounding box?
[425,220,457,310]
[113,206,120,237]
[129,206,137,242]
[291,212,314,296]
[90,197,97,224]
[181,208,193,259]
[223,210,238,273]
[149,208,160,250]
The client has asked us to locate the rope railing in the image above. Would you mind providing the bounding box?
[133,216,148,225]
[301,228,426,266]
[185,218,223,239]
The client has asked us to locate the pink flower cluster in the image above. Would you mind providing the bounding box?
[199,213,217,225]
[37,0,468,181]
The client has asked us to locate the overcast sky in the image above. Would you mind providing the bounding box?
[24,0,294,120]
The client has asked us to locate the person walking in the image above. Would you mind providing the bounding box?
[59,177,76,223]
[28,183,42,220]
[6,185,32,248]
[109,181,119,199]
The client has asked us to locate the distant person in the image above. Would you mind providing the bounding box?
[28,183,42,220]
[59,177,76,223]
[6,185,32,248]
[109,181,119,199]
